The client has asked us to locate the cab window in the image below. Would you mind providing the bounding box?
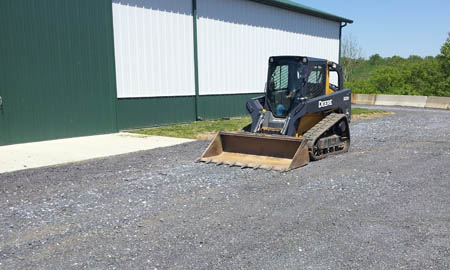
[306,65,325,98]
[270,65,289,90]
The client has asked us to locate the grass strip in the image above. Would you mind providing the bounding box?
[130,108,388,139]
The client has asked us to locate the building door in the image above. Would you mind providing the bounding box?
[0,0,118,146]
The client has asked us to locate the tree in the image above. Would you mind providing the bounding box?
[345,31,450,97]
[438,32,450,76]
[369,66,405,94]
[435,32,450,96]
[408,55,422,60]
[340,34,363,82]
[368,54,383,66]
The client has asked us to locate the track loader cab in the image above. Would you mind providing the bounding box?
[256,56,346,136]
[199,56,352,171]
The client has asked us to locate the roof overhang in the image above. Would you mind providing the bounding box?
[249,0,353,24]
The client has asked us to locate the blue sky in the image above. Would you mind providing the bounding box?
[294,0,450,58]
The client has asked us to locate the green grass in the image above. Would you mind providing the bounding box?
[131,117,252,139]
[130,108,386,139]
[351,107,383,115]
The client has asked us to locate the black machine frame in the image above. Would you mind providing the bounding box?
[245,56,352,137]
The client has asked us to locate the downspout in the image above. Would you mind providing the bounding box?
[192,0,201,121]
[339,22,348,64]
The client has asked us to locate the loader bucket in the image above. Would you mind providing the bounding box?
[198,132,310,171]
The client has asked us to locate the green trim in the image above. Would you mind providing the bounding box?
[117,96,196,130]
[192,0,200,120]
[117,93,263,130]
[198,93,264,120]
[249,0,353,23]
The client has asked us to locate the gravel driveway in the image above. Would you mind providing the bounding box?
[1,106,450,269]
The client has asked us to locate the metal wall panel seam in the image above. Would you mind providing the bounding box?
[192,0,200,120]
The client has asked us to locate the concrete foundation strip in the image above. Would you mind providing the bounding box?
[351,94,450,110]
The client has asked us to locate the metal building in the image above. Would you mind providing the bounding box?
[0,0,352,146]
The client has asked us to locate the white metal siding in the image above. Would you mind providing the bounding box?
[197,0,340,95]
[112,0,195,98]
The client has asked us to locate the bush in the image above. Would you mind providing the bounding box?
[343,32,450,97]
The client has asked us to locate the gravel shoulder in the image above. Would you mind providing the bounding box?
[1,106,450,269]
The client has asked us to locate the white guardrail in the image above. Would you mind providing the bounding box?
[352,94,450,110]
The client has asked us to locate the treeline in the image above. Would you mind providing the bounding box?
[343,33,450,97]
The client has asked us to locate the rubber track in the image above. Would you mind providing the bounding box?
[303,113,347,150]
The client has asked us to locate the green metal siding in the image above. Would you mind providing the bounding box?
[198,93,263,120]
[117,97,196,130]
[117,93,261,130]
[0,107,8,145]
[0,0,117,146]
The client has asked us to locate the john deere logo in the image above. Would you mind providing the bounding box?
[318,99,332,108]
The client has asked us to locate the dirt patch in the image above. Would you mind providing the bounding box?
[196,131,218,140]
[352,111,394,120]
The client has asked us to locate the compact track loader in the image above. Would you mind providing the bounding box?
[199,56,351,171]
